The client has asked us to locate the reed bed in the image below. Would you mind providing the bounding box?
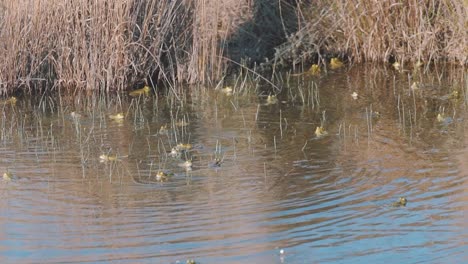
[0,0,466,95]
[272,0,467,69]
[0,0,226,95]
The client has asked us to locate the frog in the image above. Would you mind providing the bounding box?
[266,94,278,105]
[392,197,407,207]
[3,171,15,181]
[330,58,344,69]
[129,85,151,97]
[179,160,193,170]
[315,126,328,138]
[176,143,193,151]
[109,113,124,120]
[155,171,171,182]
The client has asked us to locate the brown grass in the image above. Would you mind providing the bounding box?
[273,0,467,68]
[0,0,466,95]
[0,0,220,95]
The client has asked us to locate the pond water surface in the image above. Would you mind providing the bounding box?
[0,64,467,263]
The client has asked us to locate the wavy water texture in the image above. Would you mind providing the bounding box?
[0,65,467,263]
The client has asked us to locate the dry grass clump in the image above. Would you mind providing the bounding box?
[270,0,467,69]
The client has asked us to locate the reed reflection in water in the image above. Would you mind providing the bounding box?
[0,64,467,263]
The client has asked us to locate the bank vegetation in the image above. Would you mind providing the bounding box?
[0,0,466,95]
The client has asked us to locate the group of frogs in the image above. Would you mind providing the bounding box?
[2,72,408,208]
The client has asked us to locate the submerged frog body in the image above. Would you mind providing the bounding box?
[291,64,321,77]
[308,64,321,75]
[315,126,328,138]
[175,120,189,127]
[266,95,278,105]
[129,85,151,97]
[159,125,168,135]
[210,158,223,168]
[450,90,460,100]
[439,90,460,101]
[176,143,193,151]
[179,160,193,170]
[99,154,119,162]
[436,113,445,123]
[3,171,15,181]
[330,58,344,69]
[221,86,233,96]
[1,96,17,106]
[170,147,181,157]
[109,113,124,120]
[436,113,453,125]
[155,171,170,182]
[70,111,82,120]
[410,82,420,90]
[392,197,407,207]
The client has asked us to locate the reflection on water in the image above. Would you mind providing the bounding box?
[0,64,467,263]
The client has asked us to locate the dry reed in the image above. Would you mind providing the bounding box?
[0,0,227,95]
[272,0,467,68]
[0,0,466,95]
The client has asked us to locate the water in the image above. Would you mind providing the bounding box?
[0,64,467,263]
